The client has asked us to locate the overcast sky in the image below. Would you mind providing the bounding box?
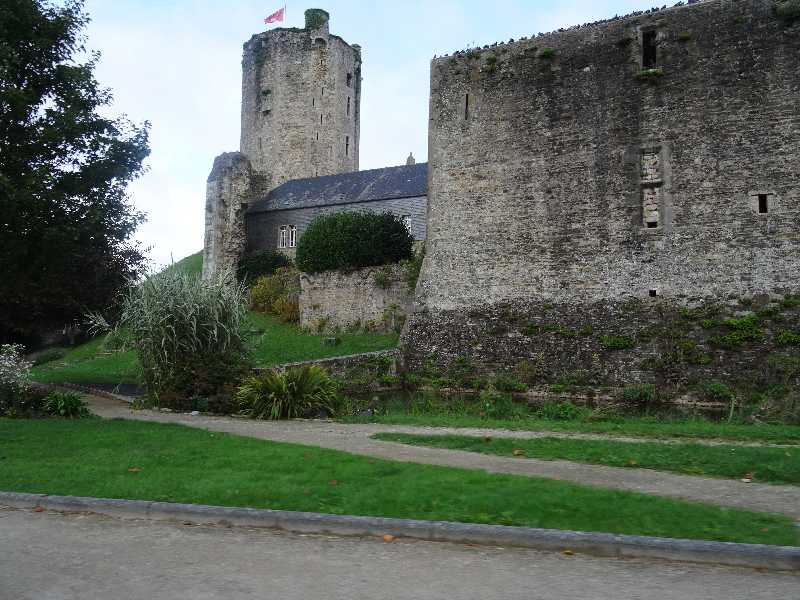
[82,0,655,269]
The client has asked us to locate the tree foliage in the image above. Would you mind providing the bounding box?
[0,0,150,345]
[296,212,413,274]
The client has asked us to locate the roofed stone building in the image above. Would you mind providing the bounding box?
[246,162,427,257]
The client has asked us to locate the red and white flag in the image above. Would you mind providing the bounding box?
[264,7,285,24]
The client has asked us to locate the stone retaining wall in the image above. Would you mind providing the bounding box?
[299,264,413,333]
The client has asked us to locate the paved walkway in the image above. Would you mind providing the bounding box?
[2,507,796,599]
[86,396,800,519]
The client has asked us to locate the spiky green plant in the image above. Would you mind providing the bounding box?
[237,365,338,420]
[102,269,249,403]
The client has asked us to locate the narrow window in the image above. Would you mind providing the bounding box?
[258,138,263,151]
[278,226,288,249]
[320,114,323,125]
[464,93,470,120]
[312,97,315,107]
[346,72,352,87]
[347,96,350,116]
[316,132,319,141]
[758,194,769,214]
[642,30,657,69]
[321,87,324,97]
[288,225,297,248]
[649,289,658,298]
[646,222,658,229]
[345,135,350,156]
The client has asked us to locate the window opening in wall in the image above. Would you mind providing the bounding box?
[646,222,658,229]
[758,194,769,214]
[347,96,350,116]
[642,30,657,69]
[649,289,658,298]
[320,114,323,125]
[464,93,470,120]
[321,87,324,96]
[258,138,262,151]
[316,132,319,141]
[346,72,352,87]
[345,136,350,156]
[401,215,412,233]
[312,98,315,107]
[278,226,287,249]
[278,225,297,249]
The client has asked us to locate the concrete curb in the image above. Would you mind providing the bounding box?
[2,491,797,571]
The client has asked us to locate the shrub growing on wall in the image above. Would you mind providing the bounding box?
[103,269,249,406]
[295,212,413,274]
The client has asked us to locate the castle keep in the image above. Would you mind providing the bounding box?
[402,0,800,382]
[203,9,426,277]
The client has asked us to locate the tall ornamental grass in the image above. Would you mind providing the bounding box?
[113,269,249,403]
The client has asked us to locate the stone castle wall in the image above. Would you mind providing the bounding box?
[202,152,255,279]
[402,0,800,381]
[300,264,414,333]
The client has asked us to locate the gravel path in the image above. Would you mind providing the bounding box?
[5,507,797,600]
[85,395,800,519]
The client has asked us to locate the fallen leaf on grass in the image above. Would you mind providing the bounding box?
[628,459,638,466]
[512,449,525,457]
[127,467,142,473]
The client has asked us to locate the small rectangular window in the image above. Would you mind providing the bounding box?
[642,30,657,69]
[278,226,288,249]
[346,72,352,87]
[320,114,323,125]
[312,98,315,107]
[758,194,769,214]
[347,96,350,116]
[464,93,470,120]
[345,136,349,156]
[288,225,297,248]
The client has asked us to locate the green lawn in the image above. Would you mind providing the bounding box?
[0,419,796,546]
[341,413,800,445]
[373,433,800,485]
[165,251,203,277]
[31,312,398,385]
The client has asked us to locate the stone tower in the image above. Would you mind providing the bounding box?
[203,9,361,278]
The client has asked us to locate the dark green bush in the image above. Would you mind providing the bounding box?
[776,0,800,23]
[237,250,292,284]
[700,381,735,403]
[296,212,413,274]
[237,365,338,419]
[43,391,90,418]
[620,384,657,407]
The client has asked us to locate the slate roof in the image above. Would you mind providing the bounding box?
[248,162,427,213]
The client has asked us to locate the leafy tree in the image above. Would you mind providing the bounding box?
[0,0,150,345]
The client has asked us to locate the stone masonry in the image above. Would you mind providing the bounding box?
[402,0,800,381]
[299,264,413,333]
[203,9,360,279]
